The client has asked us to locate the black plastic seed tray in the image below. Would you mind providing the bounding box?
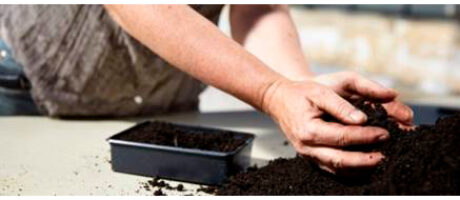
[107,121,255,185]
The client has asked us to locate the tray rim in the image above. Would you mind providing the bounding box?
[107,120,255,157]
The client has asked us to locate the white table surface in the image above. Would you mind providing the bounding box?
[0,110,295,195]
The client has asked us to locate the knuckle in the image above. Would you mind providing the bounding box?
[363,127,382,142]
[313,88,334,108]
[290,125,302,136]
[342,71,358,79]
[307,83,325,98]
[336,131,347,146]
[367,129,381,142]
[336,100,352,117]
[292,125,309,140]
[293,143,303,153]
[301,124,320,143]
[295,143,311,156]
[349,71,360,78]
[301,132,316,144]
[331,157,344,170]
[304,123,315,134]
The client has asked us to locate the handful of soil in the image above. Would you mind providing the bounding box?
[118,121,248,152]
[216,100,460,195]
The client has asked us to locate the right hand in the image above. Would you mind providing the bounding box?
[262,72,413,174]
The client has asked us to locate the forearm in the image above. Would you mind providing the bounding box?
[230,5,313,81]
[104,5,284,110]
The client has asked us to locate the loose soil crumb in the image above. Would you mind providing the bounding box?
[283,140,289,146]
[197,186,218,194]
[118,121,248,152]
[139,177,188,196]
[177,184,184,191]
[142,183,150,191]
[154,189,164,196]
[247,164,259,172]
[216,100,460,195]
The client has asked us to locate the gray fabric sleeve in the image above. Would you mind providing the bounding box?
[0,5,222,117]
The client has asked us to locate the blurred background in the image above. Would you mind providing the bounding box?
[201,4,460,112]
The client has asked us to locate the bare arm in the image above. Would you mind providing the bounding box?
[104,4,283,110]
[230,5,313,81]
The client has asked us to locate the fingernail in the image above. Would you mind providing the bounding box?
[386,88,398,96]
[370,153,385,160]
[378,133,389,141]
[407,108,414,119]
[350,110,366,123]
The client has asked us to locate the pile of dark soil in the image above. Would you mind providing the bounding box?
[216,100,460,195]
[118,121,247,152]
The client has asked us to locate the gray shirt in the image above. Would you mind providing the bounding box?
[0,5,223,117]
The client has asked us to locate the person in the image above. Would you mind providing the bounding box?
[0,5,414,174]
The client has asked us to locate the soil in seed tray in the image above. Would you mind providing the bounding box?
[216,99,460,195]
[118,121,248,152]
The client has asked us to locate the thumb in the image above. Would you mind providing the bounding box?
[310,88,367,124]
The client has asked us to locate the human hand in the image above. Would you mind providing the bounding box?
[262,72,414,174]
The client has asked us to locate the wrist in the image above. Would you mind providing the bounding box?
[259,76,292,115]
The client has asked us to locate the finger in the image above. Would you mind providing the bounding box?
[297,154,337,174]
[301,119,389,147]
[382,101,414,124]
[341,72,397,102]
[300,146,384,173]
[319,163,376,177]
[309,87,367,124]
